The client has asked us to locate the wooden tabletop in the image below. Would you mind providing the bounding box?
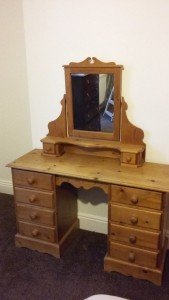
[8,149,169,193]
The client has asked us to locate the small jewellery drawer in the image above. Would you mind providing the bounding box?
[13,169,53,191]
[15,187,54,208]
[110,223,160,250]
[111,185,162,210]
[121,152,137,165]
[18,221,56,243]
[16,204,55,226]
[110,204,162,230]
[109,241,158,268]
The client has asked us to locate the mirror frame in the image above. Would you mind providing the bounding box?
[63,57,123,141]
[41,57,145,167]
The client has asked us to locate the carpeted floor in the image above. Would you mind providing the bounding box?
[1,193,169,300]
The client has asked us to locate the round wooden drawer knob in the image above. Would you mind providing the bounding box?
[126,156,132,163]
[31,229,39,237]
[46,146,51,152]
[27,177,35,185]
[130,216,138,225]
[130,195,138,204]
[29,213,38,220]
[129,234,137,244]
[29,195,36,203]
[128,252,135,263]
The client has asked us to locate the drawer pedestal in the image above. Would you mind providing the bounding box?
[15,218,79,258]
[104,184,168,285]
[12,169,79,258]
[104,237,168,286]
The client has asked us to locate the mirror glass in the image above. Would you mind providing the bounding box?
[71,73,114,132]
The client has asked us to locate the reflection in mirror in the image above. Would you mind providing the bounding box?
[71,73,114,132]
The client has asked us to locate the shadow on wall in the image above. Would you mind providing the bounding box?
[78,187,108,206]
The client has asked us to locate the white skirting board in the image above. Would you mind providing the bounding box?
[1,178,169,247]
[0,179,13,195]
[78,212,108,234]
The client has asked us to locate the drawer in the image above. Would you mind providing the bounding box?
[111,185,162,210]
[121,152,137,165]
[110,203,162,230]
[110,223,160,250]
[13,169,53,190]
[15,187,54,208]
[18,221,56,243]
[16,204,55,226]
[109,241,158,268]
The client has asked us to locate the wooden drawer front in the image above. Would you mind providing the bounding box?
[109,241,158,268]
[13,169,53,191]
[110,204,162,230]
[43,143,55,155]
[110,223,160,250]
[15,187,54,208]
[121,152,136,165]
[17,204,55,226]
[111,185,162,210]
[18,221,56,243]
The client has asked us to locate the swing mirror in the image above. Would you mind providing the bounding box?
[64,58,123,141]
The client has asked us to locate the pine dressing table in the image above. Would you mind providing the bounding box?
[8,58,169,285]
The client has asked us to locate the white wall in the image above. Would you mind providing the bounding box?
[0,0,32,194]
[22,0,169,163]
[22,0,169,233]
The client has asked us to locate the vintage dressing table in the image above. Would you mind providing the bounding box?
[8,58,169,285]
